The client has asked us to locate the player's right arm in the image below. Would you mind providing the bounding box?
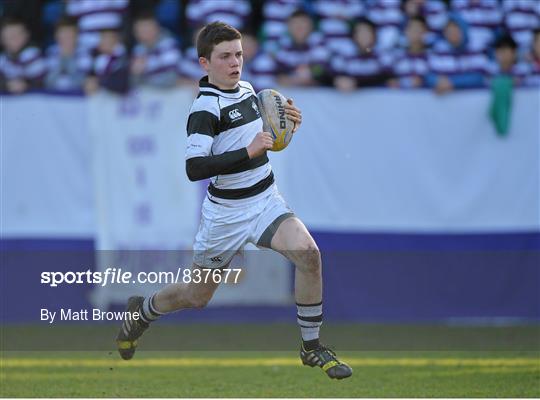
[185,99,273,181]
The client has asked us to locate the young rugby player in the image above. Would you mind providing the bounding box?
[116,21,352,380]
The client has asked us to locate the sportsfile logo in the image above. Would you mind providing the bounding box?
[274,95,286,129]
[40,267,243,287]
[229,108,243,121]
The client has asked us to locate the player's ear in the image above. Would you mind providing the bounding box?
[199,56,210,72]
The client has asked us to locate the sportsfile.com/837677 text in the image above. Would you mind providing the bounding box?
[40,267,243,287]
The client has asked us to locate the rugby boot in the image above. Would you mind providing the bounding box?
[300,344,353,380]
[116,296,149,360]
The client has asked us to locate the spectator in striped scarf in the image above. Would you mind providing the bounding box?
[450,0,502,52]
[260,0,304,53]
[66,0,129,51]
[240,31,278,92]
[366,0,403,50]
[387,15,430,89]
[274,10,330,87]
[45,16,92,92]
[0,17,46,94]
[402,0,448,47]
[311,0,365,55]
[502,0,540,54]
[331,18,393,91]
[185,0,252,34]
[426,15,490,94]
[131,11,182,88]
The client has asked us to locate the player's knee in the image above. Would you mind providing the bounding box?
[189,298,210,308]
[295,240,321,273]
[191,298,210,309]
[189,292,212,309]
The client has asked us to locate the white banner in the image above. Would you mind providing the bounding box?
[1,93,94,237]
[2,88,539,238]
[270,88,540,232]
[88,88,199,250]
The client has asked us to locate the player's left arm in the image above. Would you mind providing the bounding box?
[284,98,302,133]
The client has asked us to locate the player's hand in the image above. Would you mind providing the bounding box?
[247,132,274,158]
[285,98,302,133]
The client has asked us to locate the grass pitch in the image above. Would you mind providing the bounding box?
[1,350,539,397]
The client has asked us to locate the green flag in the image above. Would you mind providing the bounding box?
[489,76,513,137]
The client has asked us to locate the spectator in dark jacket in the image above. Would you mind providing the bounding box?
[488,34,530,86]
[85,28,129,95]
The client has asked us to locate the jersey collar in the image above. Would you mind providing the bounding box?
[199,76,240,93]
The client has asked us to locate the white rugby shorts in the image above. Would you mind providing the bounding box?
[193,184,294,269]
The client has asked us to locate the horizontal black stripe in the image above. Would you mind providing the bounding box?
[197,91,219,98]
[139,308,154,321]
[207,195,222,205]
[148,296,163,316]
[199,75,239,93]
[296,301,323,307]
[199,89,252,100]
[208,171,274,200]
[297,314,323,322]
[299,324,320,329]
[187,110,219,137]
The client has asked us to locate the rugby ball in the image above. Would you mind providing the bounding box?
[257,89,295,152]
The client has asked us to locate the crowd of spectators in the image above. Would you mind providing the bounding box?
[1,0,539,95]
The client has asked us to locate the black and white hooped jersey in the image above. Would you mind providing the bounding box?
[186,77,271,192]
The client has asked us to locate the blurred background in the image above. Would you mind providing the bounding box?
[1,0,539,350]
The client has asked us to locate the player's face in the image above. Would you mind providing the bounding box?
[201,39,243,90]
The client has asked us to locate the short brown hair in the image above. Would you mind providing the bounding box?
[196,21,241,59]
[133,10,157,24]
[1,17,27,32]
[55,16,78,31]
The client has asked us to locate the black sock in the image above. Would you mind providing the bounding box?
[303,338,321,351]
